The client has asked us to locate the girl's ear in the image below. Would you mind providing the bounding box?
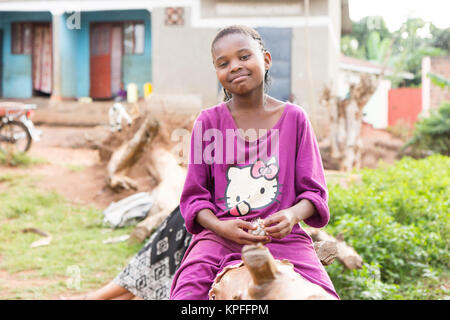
[264,50,272,71]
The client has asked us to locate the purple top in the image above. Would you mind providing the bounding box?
[170,102,339,300]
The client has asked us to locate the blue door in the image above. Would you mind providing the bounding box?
[256,27,292,102]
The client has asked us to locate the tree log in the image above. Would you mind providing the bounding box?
[210,243,337,300]
[129,147,187,242]
[106,111,159,191]
[304,227,363,269]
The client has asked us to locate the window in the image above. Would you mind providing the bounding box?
[12,22,32,54]
[123,22,145,54]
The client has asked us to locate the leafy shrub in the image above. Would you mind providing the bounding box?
[326,155,450,299]
[402,101,450,156]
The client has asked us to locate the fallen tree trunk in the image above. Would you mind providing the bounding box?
[210,243,337,300]
[106,110,159,191]
[129,147,187,242]
[304,227,363,270]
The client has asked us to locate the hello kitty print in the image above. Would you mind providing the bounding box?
[223,156,281,217]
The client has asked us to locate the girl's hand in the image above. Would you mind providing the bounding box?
[215,219,271,245]
[263,209,299,239]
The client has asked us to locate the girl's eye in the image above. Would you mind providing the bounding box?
[218,62,228,68]
[240,55,250,60]
[260,187,265,194]
[236,196,241,202]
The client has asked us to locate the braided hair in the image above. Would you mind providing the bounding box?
[211,25,272,101]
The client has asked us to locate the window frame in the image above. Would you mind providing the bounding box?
[122,20,145,55]
[11,22,32,55]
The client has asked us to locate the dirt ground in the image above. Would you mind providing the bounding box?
[0,125,146,210]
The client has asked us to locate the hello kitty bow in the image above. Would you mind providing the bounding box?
[251,160,279,180]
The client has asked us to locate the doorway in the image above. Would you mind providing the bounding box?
[256,28,292,102]
[90,23,123,99]
[32,23,52,95]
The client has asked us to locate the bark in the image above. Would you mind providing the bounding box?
[210,243,337,300]
[106,111,159,191]
[129,147,187,242]
[321,74,377,172]
[241,244,278,285]
[304,227,363,270]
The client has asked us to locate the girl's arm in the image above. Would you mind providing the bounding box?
[264,109,330,238]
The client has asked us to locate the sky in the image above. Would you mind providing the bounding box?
[349,0,450,31]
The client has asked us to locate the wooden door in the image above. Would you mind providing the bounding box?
[90,23,112,98]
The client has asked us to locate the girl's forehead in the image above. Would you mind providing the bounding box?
[212,33,260,57]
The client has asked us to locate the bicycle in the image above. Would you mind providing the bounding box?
[0,102,37,154]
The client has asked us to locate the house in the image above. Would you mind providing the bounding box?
[338,54,414,129]
[0,0,346,137]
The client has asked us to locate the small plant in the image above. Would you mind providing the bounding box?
[402,101,450,157]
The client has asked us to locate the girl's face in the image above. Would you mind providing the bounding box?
[212,33,271,97]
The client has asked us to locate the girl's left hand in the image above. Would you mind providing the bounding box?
[263,209,299,239]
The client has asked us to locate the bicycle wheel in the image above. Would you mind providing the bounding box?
[0,120,32,154]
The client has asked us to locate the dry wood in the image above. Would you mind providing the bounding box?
[130,147,187,242]
[314,240,337,266]
[106,110,159,191]
[241,244,278,285]
[304,227,363,269]
[210,243,337,300]
[321,74,377,171]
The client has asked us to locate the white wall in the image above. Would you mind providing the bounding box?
[363,79,391,129]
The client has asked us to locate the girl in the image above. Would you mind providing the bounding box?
[170,25,339,300]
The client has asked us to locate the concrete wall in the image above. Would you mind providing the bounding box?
[291,24,339,136]
[151,6,219,112]
[0,11,52,98]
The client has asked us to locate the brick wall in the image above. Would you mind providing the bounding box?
[430,56,450,109]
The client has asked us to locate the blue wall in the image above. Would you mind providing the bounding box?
[76,10,152,98]
[60,13,78,97]
[0,10,151,98]
[0,12,52,98]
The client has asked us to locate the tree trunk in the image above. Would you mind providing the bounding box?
[106,111,159,191]
[304,227,363,270]
[129,147,187,242]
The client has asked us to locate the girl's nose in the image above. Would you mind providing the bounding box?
[230,60,242,72]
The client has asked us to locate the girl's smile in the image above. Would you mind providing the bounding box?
[212,33,271,97]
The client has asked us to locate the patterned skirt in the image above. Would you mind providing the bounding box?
[113,206,192,300]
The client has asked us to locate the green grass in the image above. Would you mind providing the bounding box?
[64,164,87,172]
[0,152,48,167]
[0,173,142,299]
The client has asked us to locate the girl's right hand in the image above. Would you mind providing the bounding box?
[215,219,271,245]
